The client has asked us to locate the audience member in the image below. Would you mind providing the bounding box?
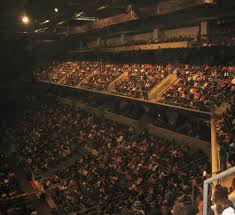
[162,65,234,111]
[215,102,235,170]
[213,187,235,215]
[114,64,172,98]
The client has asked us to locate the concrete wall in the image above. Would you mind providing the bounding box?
[105,36,120,47]
[87,40,97,48]
[126,32,153,42]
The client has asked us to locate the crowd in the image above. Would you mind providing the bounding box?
[199,36,235,47]
[33,61,80,83]
[33,60,235,112]
[200,23,235,47]
[80,63,127,91]
[1,101,79,172]
[161,65,234,111]
[81,35,194,50]
[34,60,234,110]
[34,61,173,98]
[113,64,172,98]
[215,101,235,171]
[41,126,209,215]
[2,99,210,214]
[0,154,37,215]
[61,61,100,86]
[123,36,194,47]
[80,28,234,50]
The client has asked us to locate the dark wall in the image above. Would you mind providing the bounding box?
[0,31,71,81]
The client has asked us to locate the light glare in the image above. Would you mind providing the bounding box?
[22,16,30,24]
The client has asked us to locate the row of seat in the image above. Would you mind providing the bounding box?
[34,61,234,111]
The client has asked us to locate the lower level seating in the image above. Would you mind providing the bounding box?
[2,98,210,214]
[215,101,235,170]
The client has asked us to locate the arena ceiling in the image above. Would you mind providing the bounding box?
[0,0,158,29]
[1,0,234,32]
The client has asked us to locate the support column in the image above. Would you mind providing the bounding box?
[200,21,209,40]
[153,28,161,42]
[120,34,125,46]
[79,40,83,50]
[96,37,101,47]
[211,117,220,177]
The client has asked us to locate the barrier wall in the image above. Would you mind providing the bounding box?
[98,41,191,53]
[164,26,199,39]
[126,32,153,42]
[35,80,211,118]
[58,96,211,157]
[147,124,210,156]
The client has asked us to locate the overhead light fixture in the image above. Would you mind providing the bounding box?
[54,8,59,13]
[75,11,84,17]
[41,20,50,25]
[74,17,96,21]
[97,6,106,11]
[57,21,65,25]
[21,15,30,24]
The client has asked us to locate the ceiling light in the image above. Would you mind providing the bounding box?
[57,21,65,25]
[22,16,30,24]
[97,6,106,11]
[75,11,84,17]
[54,8,59,13]
[41,20,50,25]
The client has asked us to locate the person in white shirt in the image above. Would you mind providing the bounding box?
[229,178,235,208]
[214,187,235,215]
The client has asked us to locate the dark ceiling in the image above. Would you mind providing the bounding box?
[1,0,234,32]
[0,0,158,28]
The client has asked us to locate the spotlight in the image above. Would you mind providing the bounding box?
[54,8,59,13]
[22,16,30,24]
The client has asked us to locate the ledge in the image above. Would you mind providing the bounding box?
[71,41,192,53]
[34,80,212,118]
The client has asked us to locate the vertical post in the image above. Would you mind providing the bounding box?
[211,118,219,177]
[79,40,83,50]
[153,27,160,42]
[97,37,101,47]
[120,34,125,46]
[200,21,209,41]
[203,182,209,215]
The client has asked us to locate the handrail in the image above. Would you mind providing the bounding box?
[203,166,235,215]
